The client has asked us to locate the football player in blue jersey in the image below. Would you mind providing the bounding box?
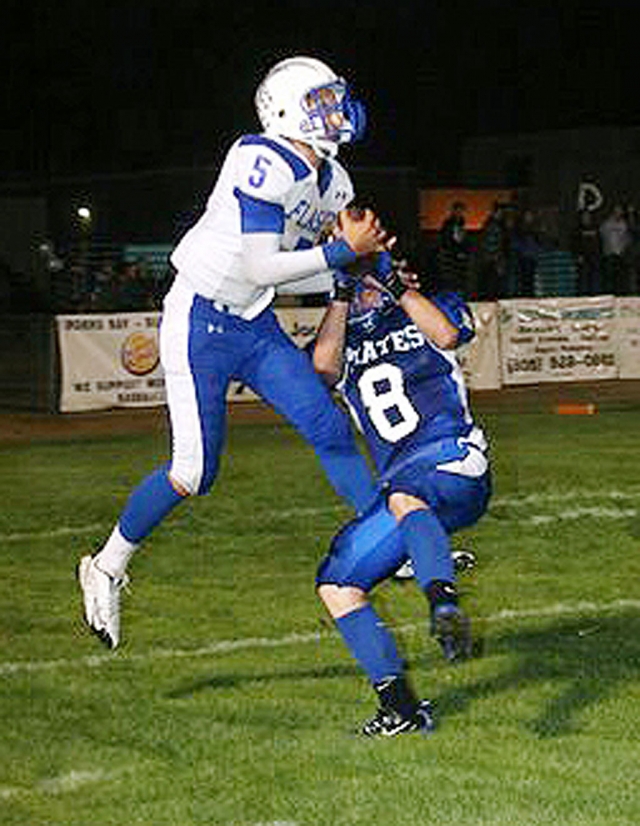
[312,231,491,736]
[78,55,389,649]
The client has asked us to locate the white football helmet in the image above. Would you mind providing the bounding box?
[255,55,366,158]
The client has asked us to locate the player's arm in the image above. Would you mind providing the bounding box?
[397,290,460,350]
[403,288,476,350]
[370,254,467,349]
[235,143,385,287]
[312,293,350,386]
[240,207,385,287]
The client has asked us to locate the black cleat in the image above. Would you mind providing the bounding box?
[452,548,477,574]
[361,700,435,737]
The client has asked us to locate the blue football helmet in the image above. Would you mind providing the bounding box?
[348,277,396,332]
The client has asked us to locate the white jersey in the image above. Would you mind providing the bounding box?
[170,133,354,317]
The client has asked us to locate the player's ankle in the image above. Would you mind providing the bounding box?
[373,674,419,717]
[425,579,459,612]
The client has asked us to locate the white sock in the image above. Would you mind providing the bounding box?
[94,525,138,580]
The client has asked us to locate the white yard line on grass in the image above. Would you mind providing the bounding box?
[0,768,125,800]
[528,507,638,525]
[486,598,640,621]
[0,524,104,542]
[491,489,640,507]
[0,511,343,543]
[252,822,299,826]
[2,598,640,678]
[2,489,640,543]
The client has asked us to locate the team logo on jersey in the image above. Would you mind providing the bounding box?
[345,322,426,368]
[286,200,336,235]
[121,331,160,376]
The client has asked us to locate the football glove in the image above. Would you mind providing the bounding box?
[331,268,357,302]
[370,251,409,301]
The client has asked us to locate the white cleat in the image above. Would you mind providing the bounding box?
[393,549,477,582]
[78,555,127,649]
[392,560,415,581]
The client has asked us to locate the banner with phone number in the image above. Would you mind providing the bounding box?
[56,297,634,412]
[617,296,640,379]
[498,296,618,385]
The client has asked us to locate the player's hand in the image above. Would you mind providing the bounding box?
[396,259,421,291]
[331,268,357,302]
[338,208,388,255]
[365,252,422,302]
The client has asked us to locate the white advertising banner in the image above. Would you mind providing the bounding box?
[617,296,640,379]
[499,296,618,385]
[57,307,327,412]
[57,298,639,412]
[458,302,501,391]
[57,313,165,412]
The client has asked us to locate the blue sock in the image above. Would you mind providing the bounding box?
[399,509,454,590]
[119,466,185,543]
[335,603,404,685]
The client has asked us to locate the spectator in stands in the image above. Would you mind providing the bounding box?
[599,204,632,294]
[112,261,153,311]
[624,204,640,294]
[437,201,472,293]
[535,232,578,297]
[476,201,506,300]
[500,205,520,298]
[511,208,541,297]
[86,261,118,311]
[571,209,601,295]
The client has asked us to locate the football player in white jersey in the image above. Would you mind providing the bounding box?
[311,236,491,736]
[78,55,387,649]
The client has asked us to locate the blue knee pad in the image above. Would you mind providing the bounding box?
[316,499,406,592]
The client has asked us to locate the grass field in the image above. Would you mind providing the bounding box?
[2,402,640,825]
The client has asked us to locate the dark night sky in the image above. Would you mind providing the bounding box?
[2,0,639,183]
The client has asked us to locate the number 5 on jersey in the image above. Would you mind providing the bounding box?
[248,155,273,188]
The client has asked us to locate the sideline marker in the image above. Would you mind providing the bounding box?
[555,402,597,415]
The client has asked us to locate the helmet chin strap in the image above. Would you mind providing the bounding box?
[309,137,339,159]
[287,137,337,164]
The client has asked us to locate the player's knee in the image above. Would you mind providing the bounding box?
[388,491,430,521]
[168,473,193,497]
[168,464,217,497]
[316,528,353,585]
[317,583,368,619]
[196,465,218,495]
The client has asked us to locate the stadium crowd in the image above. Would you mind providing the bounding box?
[430,199,640,301]
[1,198,639,315]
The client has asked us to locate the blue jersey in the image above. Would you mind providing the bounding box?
[338,291,479,475]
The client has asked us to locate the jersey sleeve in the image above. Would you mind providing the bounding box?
[233,139,298,234]
[430,292,476,345]
[233,137,360,286]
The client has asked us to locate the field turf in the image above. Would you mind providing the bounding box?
[1,401,639,825]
